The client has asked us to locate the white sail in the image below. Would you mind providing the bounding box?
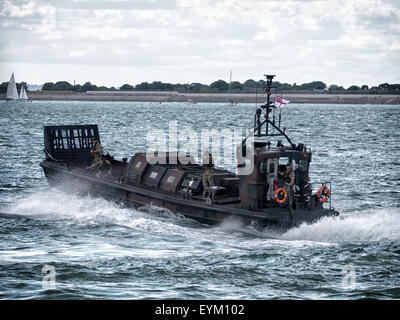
[19,86,28,100]
[6,72,19,101]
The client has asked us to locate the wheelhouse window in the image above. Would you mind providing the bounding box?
[279,157,289,166]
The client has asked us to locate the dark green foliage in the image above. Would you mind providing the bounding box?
[42,82,55,90]
[210,79,229,91]
[53,81,74,91]
[230,81,243,90]
[81,82,97,92]
[300,81,327,90]
[329,84,345,91]
[273,81,293,91]
[0,82,7,94]
[25,79,400,94]
[120,84,134,90]
[243,79,258,88]
[0,81,29,94]
[134,82,150,90]
[378,83,400,91]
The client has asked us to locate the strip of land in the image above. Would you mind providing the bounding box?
[2,91,400,104]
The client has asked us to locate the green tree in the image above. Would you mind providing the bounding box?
[52,81,74,91]
[300,81,326,90]
[0,82,8,94]
[243,79,258,88]
[81,82,97,92]
[378,83,389,90]
[258,79,267,88]
[189,82,208,93]
[328,84,344,91]
[42,82,54,90]
[210,79,229,91]
[273,81,292,90]
[230,81,243,90]
[134,82,150,90]
[120,83,134,90]
[347,85,360,90]
[151,81,174,91]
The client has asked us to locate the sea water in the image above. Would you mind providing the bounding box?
[0,101,399,299]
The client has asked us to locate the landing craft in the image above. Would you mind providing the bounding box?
[40,75,339,229]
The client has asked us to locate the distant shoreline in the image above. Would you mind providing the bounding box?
[2,91,400,104]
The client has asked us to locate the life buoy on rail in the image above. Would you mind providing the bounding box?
[274,188,287,204]
[317,186,331,203]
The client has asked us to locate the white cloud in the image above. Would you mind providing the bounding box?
[69,49,88,57]
[0,0,35,17]
[0,0,399,87]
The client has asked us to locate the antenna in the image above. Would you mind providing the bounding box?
[243,74,295,148]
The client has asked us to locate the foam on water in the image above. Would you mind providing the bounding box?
[4,189,209,241]
[7,189,132,223]
[6,189,400,247]
[1,102,400,299]
[280,208,400,244]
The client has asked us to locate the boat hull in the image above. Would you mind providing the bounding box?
[40,161,339,229]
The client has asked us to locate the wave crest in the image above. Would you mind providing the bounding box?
[280,208,400,243]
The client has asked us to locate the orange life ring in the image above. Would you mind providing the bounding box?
[317,186,331,203]
[274,188,287,204]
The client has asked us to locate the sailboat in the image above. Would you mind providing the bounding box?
[19,85,29,102]
[6,72,19,101]
[186,82,196,105]
[227,70,236,105]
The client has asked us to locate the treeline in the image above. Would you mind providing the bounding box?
[0,82,28,94]
[2,79,400,94]
[39,79,400,94]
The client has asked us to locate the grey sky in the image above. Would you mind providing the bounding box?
[0,0,399,87]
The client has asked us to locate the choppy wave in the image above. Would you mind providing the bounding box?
[6,190,130,222]
[280,209,400,244]
[6,190,400,247]
[1,102,400,299]
[4,190,212,246]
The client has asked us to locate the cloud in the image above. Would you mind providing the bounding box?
[0,0,399,87]
[69,49,88,57]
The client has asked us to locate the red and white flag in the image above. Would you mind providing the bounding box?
[274,97,290,108]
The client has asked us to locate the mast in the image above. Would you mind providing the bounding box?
[243,74,295,148]
[227,70,233,104]
[20,86,28,100]
[6,72,19,101]
[229,70,232,95]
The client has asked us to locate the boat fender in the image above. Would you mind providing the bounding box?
[317,186,330,203]
[274,187,287,204]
